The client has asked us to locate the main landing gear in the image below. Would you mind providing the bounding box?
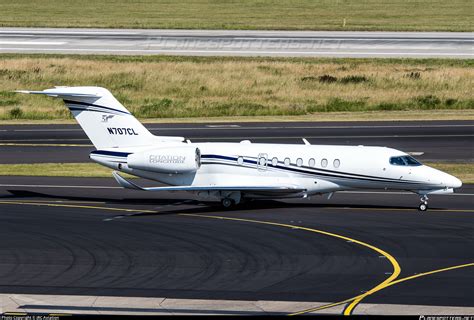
[220,192,241,209]
[221,198,235,208]
[418,195,429,211]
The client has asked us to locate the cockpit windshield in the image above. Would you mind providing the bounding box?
[389,155,422,166]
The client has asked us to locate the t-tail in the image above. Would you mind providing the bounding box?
[16,86,183,149]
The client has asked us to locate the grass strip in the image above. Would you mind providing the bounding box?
[427,163,474,184]
[0,163,125,178]
[0,109,473,125]
[0,0,472,32]
[1,55,472,121]
[0,162,472,184]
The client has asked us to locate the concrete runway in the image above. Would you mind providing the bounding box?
[1,120,472,164]
[1,28,473,58]
[0,176,473,315]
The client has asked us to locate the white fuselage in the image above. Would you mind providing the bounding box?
[19,86,462,208]
[91,141,462,200]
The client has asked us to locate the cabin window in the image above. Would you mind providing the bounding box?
[308,158,316,167]
[271,157,278,166]
[296,158,303,167]
[237,156,244,165]
[333,159,340,168]
[284,157,291,166]
[321,158,328,168]
[259,157,266,166]
[389,156,422,166]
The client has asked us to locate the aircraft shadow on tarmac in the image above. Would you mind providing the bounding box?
[3,189,421,216]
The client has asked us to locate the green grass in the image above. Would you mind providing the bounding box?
[0,162,472,183]
[0,163,135,178]
[0,0,472,31]
[427,163,474,184]
[3,109,474,125]
[1,55,473,121]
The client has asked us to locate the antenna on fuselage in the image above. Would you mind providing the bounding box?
[302,138,311,145]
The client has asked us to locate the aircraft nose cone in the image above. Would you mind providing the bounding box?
[447,175,462,189]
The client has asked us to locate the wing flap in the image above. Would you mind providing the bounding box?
[112,171,305,193]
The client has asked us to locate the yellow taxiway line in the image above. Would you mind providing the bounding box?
[179,213,473,316]
[179,213,401,316]
[0,202,471,315]
[0,200,155,213]
[342,261,474,315]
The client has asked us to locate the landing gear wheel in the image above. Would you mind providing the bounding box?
[418,195,429,212]
[221,198,234,208]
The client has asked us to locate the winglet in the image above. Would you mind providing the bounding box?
[112,171,143,190]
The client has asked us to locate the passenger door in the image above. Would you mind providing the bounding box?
[257,153,268,171]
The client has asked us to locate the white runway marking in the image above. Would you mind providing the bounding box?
[0,41,66,45]
[1,134,472,143]
[231,37,474,42]
[206,125,241,128]
[5,124,473,133]
[2,28,472,58]
[0,30,138,35]
[0,47,473,57]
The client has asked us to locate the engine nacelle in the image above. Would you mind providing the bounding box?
[127,146,201,174]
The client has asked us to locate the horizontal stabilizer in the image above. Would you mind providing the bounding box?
[15,90,100,99]
[112,171,306,193]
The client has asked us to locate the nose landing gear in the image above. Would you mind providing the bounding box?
[418,195,429,211]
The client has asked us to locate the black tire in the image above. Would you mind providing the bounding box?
[221,198,233,208]
[418,203,428,211]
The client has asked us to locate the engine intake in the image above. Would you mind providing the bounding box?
[127,146,201,174]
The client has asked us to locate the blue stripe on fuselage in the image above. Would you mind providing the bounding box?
[64,100,131,115]
[201,154,424,185]
[90,150,131,158]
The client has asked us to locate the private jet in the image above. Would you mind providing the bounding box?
[17,87,462,211]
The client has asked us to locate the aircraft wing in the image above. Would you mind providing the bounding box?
[112,171,305,194]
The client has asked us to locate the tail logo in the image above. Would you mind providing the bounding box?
[102,114,114,122]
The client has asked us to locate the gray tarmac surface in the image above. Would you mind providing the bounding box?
[1,28,473,58]
[0,120,472,164]
[0,176,473,315]
[0,119,473,315]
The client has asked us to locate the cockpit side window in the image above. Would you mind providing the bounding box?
[389,155,422,166]
[390,156,406,166]
[404,156,422,166]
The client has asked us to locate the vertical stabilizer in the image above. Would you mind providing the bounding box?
[17,87,156,149]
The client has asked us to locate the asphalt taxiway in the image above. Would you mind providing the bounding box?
[1,28,473,58]
[1,120,473,164]
[0,176,473,315]
[0,119,473,315]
